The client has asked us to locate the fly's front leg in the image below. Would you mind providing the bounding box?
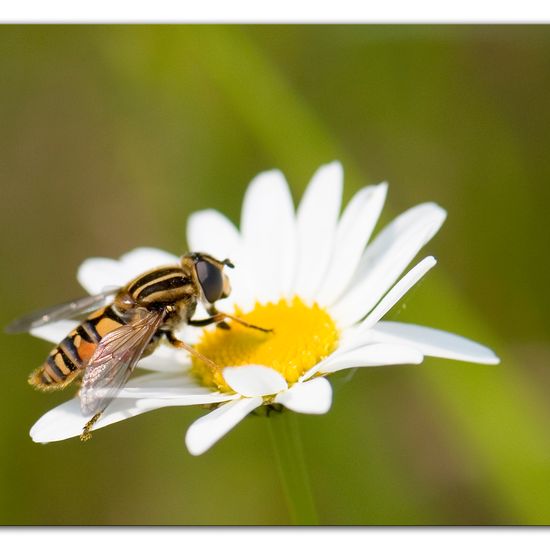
[206,305,230,330]
[189,309,273,334]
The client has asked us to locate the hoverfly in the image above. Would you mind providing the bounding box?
[7,252,270,440]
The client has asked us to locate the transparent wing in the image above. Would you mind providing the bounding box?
[5,288,119,334]
[79,308,165,416]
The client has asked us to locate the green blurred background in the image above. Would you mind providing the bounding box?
[1,25,549,525]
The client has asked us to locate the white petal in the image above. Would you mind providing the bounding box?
[370,321,500,365]
[331,203,446,327]
[293,162,343,301]
[137,349,189,373]
[30,373,234,443]
[30,372,233,443]
[240,170,296,302]
[30,396,157,443]
[172,323,202,345]
[316,182,388,306]
[185,397,262,455]
[319,343,424,374]
[120,372,238,404]
[187,209,254,310]
[31,320,79,344]
[223,365,288,397]
[77,258,127,295]
[187,209,241,258]
[137,395,238,408]
[119,247,180,275]
[357,256,437,330]
[116,371,215,399]
[274,378,332,414]
[77,247,179,295]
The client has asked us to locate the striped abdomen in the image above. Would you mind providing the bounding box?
[29,305,127,390]
[126,266,194,307]
[29,266,193,389]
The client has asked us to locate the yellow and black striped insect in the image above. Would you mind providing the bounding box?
[7,252,270,440]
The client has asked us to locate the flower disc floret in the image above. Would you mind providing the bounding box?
[191,297,340,392]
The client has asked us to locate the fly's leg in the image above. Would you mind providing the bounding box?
[164,331,222,371]
[205,306,231,330]
[223,312,273,333]
[188,311,273,333]
[80,411,103,442]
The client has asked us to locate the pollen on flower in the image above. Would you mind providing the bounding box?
[191,297,340,393]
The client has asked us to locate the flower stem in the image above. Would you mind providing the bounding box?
[267,411,319,525]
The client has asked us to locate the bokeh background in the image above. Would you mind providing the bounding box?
[1,25,549,525]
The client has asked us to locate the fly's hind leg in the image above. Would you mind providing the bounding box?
[80,411,103,442]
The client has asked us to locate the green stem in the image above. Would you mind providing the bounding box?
[267,411,319,525]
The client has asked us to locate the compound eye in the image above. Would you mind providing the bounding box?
[196,260,224,303]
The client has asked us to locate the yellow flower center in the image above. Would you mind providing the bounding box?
[191,297,340,393]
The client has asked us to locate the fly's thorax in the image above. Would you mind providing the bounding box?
[123,265,197,309]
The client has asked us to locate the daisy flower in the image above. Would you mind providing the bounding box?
[29,162,499,455]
